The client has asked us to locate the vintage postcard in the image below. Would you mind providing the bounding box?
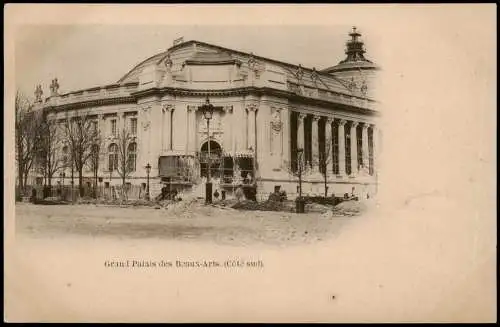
[4,4,496,323]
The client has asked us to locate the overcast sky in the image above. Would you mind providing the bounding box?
[15,24,377,97]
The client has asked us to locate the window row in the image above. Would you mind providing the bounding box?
[59,142,137,173]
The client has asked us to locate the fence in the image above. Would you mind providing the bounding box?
[16,183,147,202]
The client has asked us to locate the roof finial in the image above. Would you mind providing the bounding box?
[341,26,368,63]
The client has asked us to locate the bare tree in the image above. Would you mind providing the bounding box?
[319,135,334,197]
[37,118,65,191]
[283,149,312,199]
[115,126,135,200]
[15,91,43,195]
[86,129,103,199]
[63,111,99,197]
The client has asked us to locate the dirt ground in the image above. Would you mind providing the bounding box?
[14,200,354,247]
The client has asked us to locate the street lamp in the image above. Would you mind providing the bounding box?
[296,148,304,199]
[296,148,306,213]
[145,163,151,201]
[199,96,215,204]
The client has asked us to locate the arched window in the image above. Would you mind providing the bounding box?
[127,142,137,172]
[108,143,118,171]
[62,145,69,167]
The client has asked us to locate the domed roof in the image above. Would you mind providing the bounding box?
[117,51,168,84]
[185,50,240,65]
[322,27,379,74]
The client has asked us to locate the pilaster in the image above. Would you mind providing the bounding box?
[337,119,347,177]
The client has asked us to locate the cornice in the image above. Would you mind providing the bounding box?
[43,86,379,117]
[43,96,136,113]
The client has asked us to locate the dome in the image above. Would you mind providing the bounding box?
[322,27,379,74]
[185,50,239,65]
[117,51,168,84]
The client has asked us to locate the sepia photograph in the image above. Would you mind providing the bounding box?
[4,4,497,323]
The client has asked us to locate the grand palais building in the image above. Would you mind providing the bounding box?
[33,28,381,200]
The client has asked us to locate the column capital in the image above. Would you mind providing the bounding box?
[187,105,197,112]
[223,105,234,113]
[297,112,307,121]
[351,121,359,128]
[325,116,334,124]
[362,122,370,130]
[246,102,258,112]
[312,115,321,122]
[338,119,347,126]
[162,104,175,113]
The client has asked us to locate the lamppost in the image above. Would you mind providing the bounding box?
[297,148,304,199]
[145,163,151,201]
[296,148,305,213]
[98,177,103,199]
[199,96,215,204]
[109,169,113,199]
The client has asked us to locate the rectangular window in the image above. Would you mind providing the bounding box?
[127,153,136,172]
[357,125,363,170]
[108,153,118,171]
[368,128,374,175]
[332,123,339,175]
[130,118,137,136]
[345,127,351,175]
[110,119,117,137]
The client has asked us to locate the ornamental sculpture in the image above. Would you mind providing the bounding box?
[347,77,357,92]
[49,78,59,96]
[270,108,282,133]
[34,84,43,103]
[311,67,319,85]
[295,64,304,83]
[164,53,173,70]
[360,80,368,96]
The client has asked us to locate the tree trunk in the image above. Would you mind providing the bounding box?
[23,172,29,195]
[324,173,327,197]
[94,170,98,199]
[79,168,84,197]
[122,176,126,200]
[18,165,24,195]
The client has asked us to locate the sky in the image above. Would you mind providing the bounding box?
[15,24,373,97]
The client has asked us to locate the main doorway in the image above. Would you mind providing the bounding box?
[199,140,222,179]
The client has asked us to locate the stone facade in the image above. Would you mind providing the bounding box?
[31,28,381,200]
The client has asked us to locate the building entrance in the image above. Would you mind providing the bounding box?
[199,140,222,179]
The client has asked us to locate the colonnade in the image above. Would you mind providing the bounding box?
[295,112,378,177]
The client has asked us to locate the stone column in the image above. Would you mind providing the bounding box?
[297,112,306,150]
[311,114,320,172]
[337,119,347,177]
[246,103,257,151]
[162,104,174,151]
[372,124,378,174]
[235,103,246,153]
[324,117,333,173]
[187,106,197,154]
[223,106,233,153]
[119,112,126,132]
[138,106,151,173]
[362,123,369,169]
[281,107,290,164]
[350,121,359,176]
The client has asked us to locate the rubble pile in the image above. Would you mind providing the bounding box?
[331,199,368,216]
[231,199,286,212]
